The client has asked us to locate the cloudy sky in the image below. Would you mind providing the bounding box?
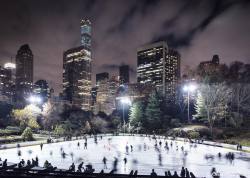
[0,0,250,94]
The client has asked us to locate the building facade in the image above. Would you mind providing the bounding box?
[165,49,181,100]
[137,41,180,101]
[63,46,92,110]
[34,79,50,103]
[119,65,129,84]
[94,75,119,115]
[80,19,91,48]
[198,55,220,76]
[15,44,34,105]
[63,19,92,110]
[0,66,12,102]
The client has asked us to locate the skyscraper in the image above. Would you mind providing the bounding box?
[63,19,92,110]
[165,49,181,99]
[0,66,12,102]
[137,41,180,101]
[15,44,33,104]
[80,19,91,48]
[119,65,129,85]
[96,72,109,113]
[63,46,92,110]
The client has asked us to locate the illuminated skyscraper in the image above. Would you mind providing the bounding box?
[137,41,180,101]
[0,66,12,101]
[63,19,92,110]
[80,19,91,48]
[63,46,92,110]
[15,44,34,105]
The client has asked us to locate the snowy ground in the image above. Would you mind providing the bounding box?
[0,135,249,178]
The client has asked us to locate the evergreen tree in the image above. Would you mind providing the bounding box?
[21,127,34,141]
[145,91,162,132]
[194,92,206,121]
[129,101,144,128]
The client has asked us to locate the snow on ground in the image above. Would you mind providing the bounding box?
[0,135,249,178]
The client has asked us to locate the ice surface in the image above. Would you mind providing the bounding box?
[0,135,249,178]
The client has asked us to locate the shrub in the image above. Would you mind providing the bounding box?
[54,124,66,136]
[167,128,187,137]
[187,131,200,139]
[21,127,34,141]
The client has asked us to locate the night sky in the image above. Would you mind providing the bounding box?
[0,0,250,94]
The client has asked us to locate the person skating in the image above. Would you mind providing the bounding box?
[35,156,39,166]
[40,143,43,150]
[123,157,127,165]
[113,157,118,172]
[126,145,129,153]
[84,142,87,149]
[158,154,162,166]
[144,143,147,151]
[103,157,107,169]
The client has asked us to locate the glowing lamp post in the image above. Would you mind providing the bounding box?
[183,84,197,123]
[120,97,132,133]
[27,95,42,105]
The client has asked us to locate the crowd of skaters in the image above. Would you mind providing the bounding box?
[0,133,245,177]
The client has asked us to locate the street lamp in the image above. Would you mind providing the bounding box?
[183,84,197,123]
[120,97,132,133]
[27,95,42,104]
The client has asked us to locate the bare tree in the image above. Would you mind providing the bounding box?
[198,83,231,137]
[231,83,250,115]
[229,83,250,127]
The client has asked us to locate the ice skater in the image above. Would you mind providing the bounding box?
[158,154,162,166]
[84,142,87,149]
[113,157,118,172]
[123,157,127,165]
[102,157,107,169]
[126,145,129,153]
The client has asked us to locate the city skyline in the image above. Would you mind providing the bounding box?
[0,0,250,94]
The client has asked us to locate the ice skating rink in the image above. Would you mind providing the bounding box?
[0,135,249,178]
